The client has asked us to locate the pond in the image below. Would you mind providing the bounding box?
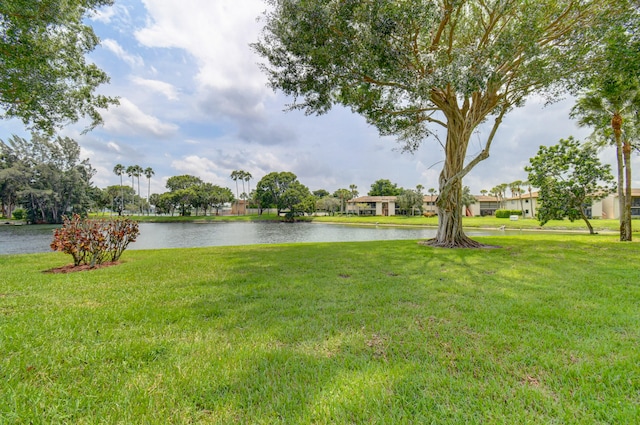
[0,221,502,255]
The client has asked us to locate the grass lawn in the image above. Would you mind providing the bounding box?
[1,234,639,423]
[311,214,631,233]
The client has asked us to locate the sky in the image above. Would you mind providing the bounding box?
[1,0,636,198]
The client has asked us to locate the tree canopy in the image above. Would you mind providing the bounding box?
[255,0,627,247]
[255,171,314,218]
[0,134,95,222]
[0,0,117,133]
[368,179,402,197]
[526,137,615,234]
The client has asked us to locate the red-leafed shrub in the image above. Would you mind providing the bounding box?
[51,214,140,267]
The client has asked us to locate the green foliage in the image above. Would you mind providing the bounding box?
[368,179,402,196]
[396,189,423,215]
[313,189,330,198]
[255,171,314,216]
[11,208,25,220]
[50,214,139,267]
[0,134,95,223]
[495,210,523,218]
[0,0,118,133]
[526,137,615,233]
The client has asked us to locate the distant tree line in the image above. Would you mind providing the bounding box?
[1,134,95,223]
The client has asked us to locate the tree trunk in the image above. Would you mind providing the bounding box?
[423,117,487,248]
[622,137,633,241]
[580,208,595,235]
[613,112,632,241]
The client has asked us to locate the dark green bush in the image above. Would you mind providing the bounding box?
[495,209,523,218]
[12,209,26,220]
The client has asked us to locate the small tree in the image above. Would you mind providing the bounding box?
[526,137,615,234]
[396,189,423,216]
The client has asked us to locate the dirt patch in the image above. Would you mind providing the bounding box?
[43,261,121,274]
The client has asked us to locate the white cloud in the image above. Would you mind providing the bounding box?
[134,0,267,92]
[171,155,227,185]
[130,76,179,100]
[91,3,131,24]
[106,141,122,153]
[102,39,145,68]
[102,98,178,137]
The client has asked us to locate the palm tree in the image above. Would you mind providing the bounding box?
[526,181,535,219]
[349,184,358,200]
[230,170,241,215]
[509,180,524,215]
[239,170,247,201]
[461,186,476,217]
[132,165,143,213]
[113,164,125,215]
[144,167,154,215]
[243,171,252,214]
[126,165,139,213]
[572,93,639,241]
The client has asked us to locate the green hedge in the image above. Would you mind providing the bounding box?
[495,209,523,218]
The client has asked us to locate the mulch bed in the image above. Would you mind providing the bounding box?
[44,261,121,274]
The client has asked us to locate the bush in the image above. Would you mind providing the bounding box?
[495,209,523,218]
[12,208,26,220]
[51,214,140,267]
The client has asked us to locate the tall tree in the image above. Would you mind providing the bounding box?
[113,164,125,215]
[349,184,359,200]
[131,165,143,213]
[125,165,136,211]
[144,167,155,214]
[254,0,625,247]
[526,137,615,234]
[230,170,242,215]
[0,0,117,133]
[243,171,253,211]
[570,23,640,241]
[509,180,525,215]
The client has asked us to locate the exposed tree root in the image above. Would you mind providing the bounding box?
[419,237,501,249]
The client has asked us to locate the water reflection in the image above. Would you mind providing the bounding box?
[1,221,501,255]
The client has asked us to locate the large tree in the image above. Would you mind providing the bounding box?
[0,0,117,133]
[526,137,615,234]
[255,171,309,216]
[254,0,625,247]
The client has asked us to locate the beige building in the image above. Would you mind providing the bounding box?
[345,189,640,219]
[346,194,438,216]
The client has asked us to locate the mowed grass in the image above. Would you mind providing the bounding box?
[1,234,639,424]
[312,214,631,232]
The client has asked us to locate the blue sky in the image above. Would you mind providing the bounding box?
[1,0,632,197]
